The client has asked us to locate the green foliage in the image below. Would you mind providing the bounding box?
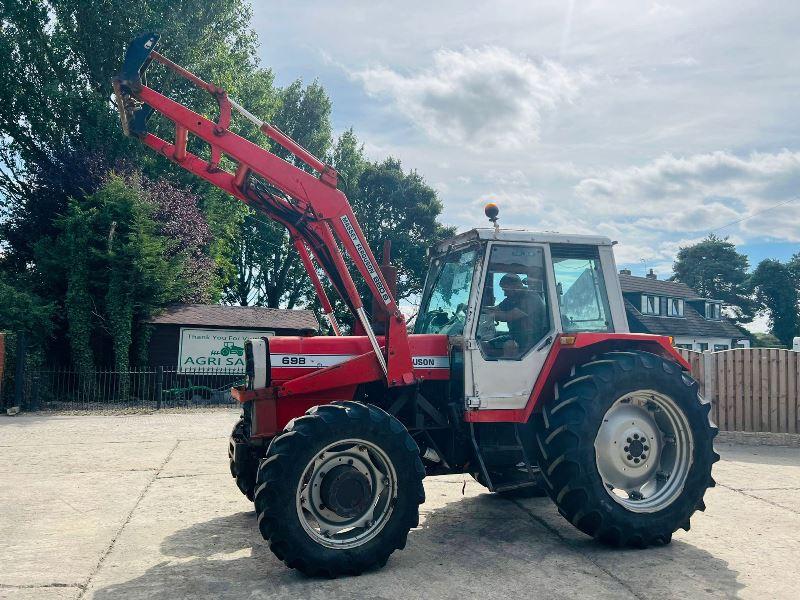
[0,0,455,350]
[333,129,368,201]
[750,332,785,348]
[671,235,757,323]
[0,275,54,340]
[219,80,335,308]
[750,259,799,347]
[787,252,800,294]
[350,157,456,303]
[273,80,333,165]
[38,175,196,369]
[0,0,261,194]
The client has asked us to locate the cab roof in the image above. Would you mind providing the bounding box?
[433,228,615,254]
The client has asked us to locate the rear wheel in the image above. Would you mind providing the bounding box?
[254,401,425,577]
[533,350,718,547]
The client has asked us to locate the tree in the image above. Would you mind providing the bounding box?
[350,157,456,304]
[0,0,263,270]
[217,80,334,307]
[0,0,455,346]
[0,275,54,341]
[671,235,757,323]
[35,173,213,369]
[787,252,800,297]
[750,259,799,347]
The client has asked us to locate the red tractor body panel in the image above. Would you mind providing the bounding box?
[237,332,685,438]
[464,332,688,423]
[268,334,450,384]
[234,333,450,438]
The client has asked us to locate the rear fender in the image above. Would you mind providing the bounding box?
[464,333,688,424]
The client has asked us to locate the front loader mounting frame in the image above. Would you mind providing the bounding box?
[113,32,415,388]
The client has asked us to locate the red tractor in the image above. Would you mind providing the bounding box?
[114,33,718,577]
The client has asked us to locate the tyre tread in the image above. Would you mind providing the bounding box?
[533,350,717,548]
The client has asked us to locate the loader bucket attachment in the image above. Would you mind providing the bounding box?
[112,32,160,136]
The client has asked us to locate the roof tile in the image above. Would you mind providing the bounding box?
[618,274,703,299]
[146,304,319,331]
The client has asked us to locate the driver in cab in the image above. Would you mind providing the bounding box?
[483,273,546,357]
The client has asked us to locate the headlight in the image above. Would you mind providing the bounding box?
[245,337,271,389]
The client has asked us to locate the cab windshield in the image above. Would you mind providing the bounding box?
[414,245,479,335]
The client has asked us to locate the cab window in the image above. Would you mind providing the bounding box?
[551,245,612,332]
[414,246,479,336]
[476,244,550,359]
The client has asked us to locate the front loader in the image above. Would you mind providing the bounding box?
[114,33,719,577]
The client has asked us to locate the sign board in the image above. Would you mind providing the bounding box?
[178,328,274,373]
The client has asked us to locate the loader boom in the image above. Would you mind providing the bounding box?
[112,33,414,385]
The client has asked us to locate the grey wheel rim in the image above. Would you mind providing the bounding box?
[295,438,397,549]
[594,390,694,513]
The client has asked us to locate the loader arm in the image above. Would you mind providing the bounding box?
[112,32,414,385]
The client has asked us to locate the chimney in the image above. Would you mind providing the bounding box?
[619,269,632,276]
[646,268,657,280]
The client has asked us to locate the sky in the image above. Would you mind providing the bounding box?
[249,1,800,330]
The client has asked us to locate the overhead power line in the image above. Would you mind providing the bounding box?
[709,196,799,234]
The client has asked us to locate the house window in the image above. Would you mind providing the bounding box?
[697,342,709,351]
[676,343,693,350]
[705,302,721,320]
[667,298,684,317]
[642,295,659,315]
[714,344,729,352]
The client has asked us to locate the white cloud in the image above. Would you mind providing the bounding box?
[351,47,587,149]
[574,150,800,240]
[251,1,800,278]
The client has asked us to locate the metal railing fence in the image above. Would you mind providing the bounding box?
[20,366,244,411]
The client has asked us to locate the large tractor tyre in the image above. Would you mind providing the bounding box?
[254,401,426,577]
[228,417,258,501]
[533,350,719,548]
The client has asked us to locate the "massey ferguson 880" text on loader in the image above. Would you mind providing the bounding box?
[113,33,718,577]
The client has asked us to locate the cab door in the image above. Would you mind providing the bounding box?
[463,242,558,411]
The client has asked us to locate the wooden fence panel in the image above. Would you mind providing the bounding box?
[791,352,799,433]
[743,349,752,431]
[770,349,779,432]
[761,349,770,432]
[672,347,800,434]
[779,352,788,433]
[734,350,743,431]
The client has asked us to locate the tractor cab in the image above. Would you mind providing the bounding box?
[414,225,629,411]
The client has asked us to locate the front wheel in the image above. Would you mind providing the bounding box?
[533,350,719,547]
[254,401,425,577]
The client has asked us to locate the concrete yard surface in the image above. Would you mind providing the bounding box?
[1,410,799,599]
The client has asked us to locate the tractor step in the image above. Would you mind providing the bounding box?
[469,423,540,493]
